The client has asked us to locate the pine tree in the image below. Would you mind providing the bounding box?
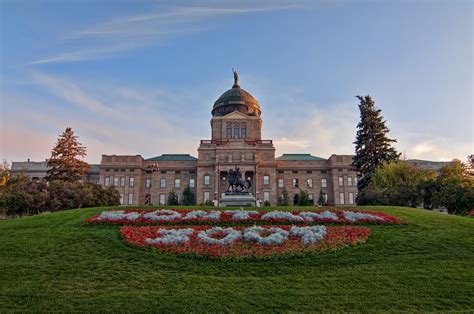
[46,127,89,182]
[353,95,399,191]
[279,188,289,206]
[318,189,325,206]
[167,190,179,205]
[182,185,196,205]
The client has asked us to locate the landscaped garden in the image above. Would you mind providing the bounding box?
[1,205,473,312]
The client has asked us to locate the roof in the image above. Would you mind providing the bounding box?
[11,161,50,172]
[276,154,326,161]
[146,154,198,161]
[212,85,261,117]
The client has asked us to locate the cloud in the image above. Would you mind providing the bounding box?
[30,1,309,64]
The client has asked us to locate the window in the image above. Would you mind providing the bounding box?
[354,177,358,187]
[104,176,110,186]
[120,177,125,187]
[114,177,119,186]
[145,178,151,188]
[189,178,195,188]
[204,175,210,185]
[175,179,180,188]
[307,178,313,188]
[293,178,299,188]
[241,125,247,138]
[338,177,344,187]
[204,191,210,202]
[159,194,166,205]
[349,192,354,204]
[323,193,328,203]
[119,193,124,205]
[321,178,327,188]
[278,178,284,188]
[339,192,345,205]
[309,193,313,200]
[264,192,270,202]
[348,177,353,187]
[234,123,239,138]
[263,175,269,185]
[159,178,165,188]
[226,127,232,139]
[338,168,343,172]
[128,193,133,205]
[129,177,135,187]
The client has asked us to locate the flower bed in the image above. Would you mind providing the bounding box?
[120,225,371,260]
[87,209,403,225]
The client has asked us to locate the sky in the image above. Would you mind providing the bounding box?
[0,0,472,164]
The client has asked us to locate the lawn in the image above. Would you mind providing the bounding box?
[0,206,473,312]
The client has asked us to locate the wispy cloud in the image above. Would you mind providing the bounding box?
[30,1,308,64]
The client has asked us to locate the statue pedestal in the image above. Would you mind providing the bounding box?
[220,193,257,207]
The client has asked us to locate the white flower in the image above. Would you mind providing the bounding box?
[143,210,182,221]
[261,211,304,222]
[97,211,139,221]
[290,226,327,245]
[224,210,259,220]
[343,211,384,222]
[299,211,338,222]
[183,210,221,220]
[197,227,242,246]
[145,228,194,245]
[243,226,289,246]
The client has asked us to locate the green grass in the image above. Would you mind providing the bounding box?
[1,206,473,312]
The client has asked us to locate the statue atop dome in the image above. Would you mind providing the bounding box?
[232,68,239,88]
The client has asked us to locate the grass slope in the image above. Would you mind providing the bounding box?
[0,206,473,312]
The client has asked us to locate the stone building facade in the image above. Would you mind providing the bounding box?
[99,77,359,206]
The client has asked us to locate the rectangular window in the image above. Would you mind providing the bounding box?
[234,126,239,138]
[309,193,313,200]
[159,194,166,205]
[307,178,313,188]
[338,177,344,187]
[355,177,358,187]
[160,179,166,188]
[263,175,269,185]
[323,193,328,203]
[278,178,284,188]
[204,191,210,202]
[348,177,353,187]
[119,193,124,205]
[114,177,119,187]
[175,179,180,188]
[339,192,345,205]
[264,191,270,202]
[128,193,133,205]
[129,177,135,187]
[226,127,232,139]
[204,175,210,185]
[349,192,354,204]
[241,127,247,138]
[189,178,195,188]
[104,176,110,186]
[321,178,327,188]
[145,178,151,188]
[293,178,299,188]
[120,177,126,187]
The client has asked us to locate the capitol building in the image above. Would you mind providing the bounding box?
[99,73,358,206]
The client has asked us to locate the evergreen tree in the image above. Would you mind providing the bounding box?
[279,188,289,206]
[182,185,196,205]
[167,190,179,205]
[297,189,311,206]
[353,95,399,192]
[317,189,325,206]
[46,128,89,182]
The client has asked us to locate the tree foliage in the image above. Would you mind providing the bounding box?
[317,189,326,206]
[47,127,90,182]
[182,185,196,205]
[167,190,179,205]
[353,95,399,193]
[297,190,311,206]
[278,188,289,206]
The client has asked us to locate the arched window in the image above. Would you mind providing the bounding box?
[233,122,240,138]
[241,122,247,138]
[226,122,232,139]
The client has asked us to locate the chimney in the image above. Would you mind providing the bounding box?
[27,158,30,162]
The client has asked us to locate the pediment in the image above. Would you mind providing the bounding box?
[221,111,252,119]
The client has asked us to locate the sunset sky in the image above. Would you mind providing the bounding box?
[1,0,472,163]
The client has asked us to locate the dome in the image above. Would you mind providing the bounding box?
[211,72,261,117]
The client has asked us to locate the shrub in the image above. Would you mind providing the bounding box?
[263,200,271,207]
[356,187,386,205]
[167,191,179,205]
